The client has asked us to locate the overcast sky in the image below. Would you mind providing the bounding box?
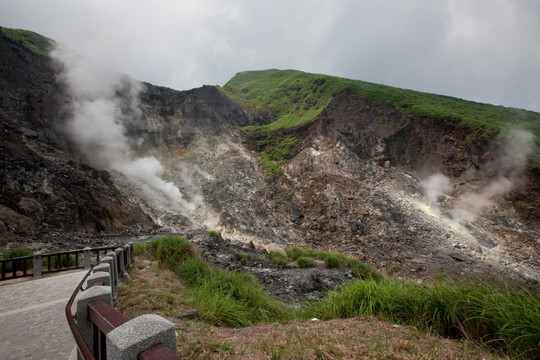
[1,0,539,112]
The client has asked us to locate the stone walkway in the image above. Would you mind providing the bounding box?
[0,271,86,360]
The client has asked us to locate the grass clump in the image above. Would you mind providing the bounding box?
[237,252,250,265]
[270,250,289,266]
[324,254,342,269]
[296,256,315,268]
[285,246,304,260]
[301,278,540,358]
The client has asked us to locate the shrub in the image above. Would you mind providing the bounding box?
[237,253,250,265]
[270,250,289,266]
[296,256,315,268]
[324,254,341,269]
[2,247,33,272]
[387,264,401,276]
[285,246,304,260]
[207,230,223,240]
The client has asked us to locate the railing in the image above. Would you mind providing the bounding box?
[65,244,180,359]
[0,246,119,281]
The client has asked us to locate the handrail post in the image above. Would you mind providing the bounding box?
[105,251,118,288]
[75,286,113,360]
[33,252,42,278]
[115,248,125,279]
[106,314,178,359]
[84,247,92,270]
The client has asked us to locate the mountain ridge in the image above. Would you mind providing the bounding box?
[0,26,538,286]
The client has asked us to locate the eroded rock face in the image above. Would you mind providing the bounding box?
[0,31,155,245]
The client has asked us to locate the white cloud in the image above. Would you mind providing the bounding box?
[1,0,539,111]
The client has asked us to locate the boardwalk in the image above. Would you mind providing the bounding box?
[0,271,86,360]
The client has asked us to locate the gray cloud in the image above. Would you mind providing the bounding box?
[1,0,539,111]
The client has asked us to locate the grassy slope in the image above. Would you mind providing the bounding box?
[127,236,539,358]
[0,26,53,57]
[222,69,540,166]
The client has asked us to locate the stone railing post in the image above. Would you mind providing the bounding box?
[106,314,177,359]
[105,251,119,287]
[83,247,91,270]
[93,261,114,297]
[115,248,125,279]
[123,245,132,268]
[86,271,111,289]
[75,286,113,360]
[32,252,42,278]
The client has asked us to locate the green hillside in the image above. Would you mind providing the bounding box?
[222,69,540,166]
[0,26,53,57]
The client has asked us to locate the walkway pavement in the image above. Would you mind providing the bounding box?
[0,271,86,360]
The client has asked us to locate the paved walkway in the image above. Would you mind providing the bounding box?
[0,271,86,360]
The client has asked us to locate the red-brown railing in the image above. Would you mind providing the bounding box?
[0,246,119,281]
[65,245,180,359]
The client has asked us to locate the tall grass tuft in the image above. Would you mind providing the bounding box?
[301,278,540,358]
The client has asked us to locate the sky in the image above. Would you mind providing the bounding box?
[1,0,540,112]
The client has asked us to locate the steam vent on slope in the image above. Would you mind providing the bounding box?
[1,27,539,287]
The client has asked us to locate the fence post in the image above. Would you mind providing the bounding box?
[105,251,118,288]
[75,286,113,360]
[93,261,114,297]
[83,247,91,270]
[115,248,125,279]
[33,252,42,278]
[123,245,131,268]
[106,314,177,359]
[86,272,111,289]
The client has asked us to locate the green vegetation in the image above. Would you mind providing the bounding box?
[1,247,33,273]
[296,256,315,268]
[206,229,223,240]
[46,249,77,269]
[324,253,342,269]
[135,236,540,358]
[1,26,53,57]
[300,278,540,359]
[269,250,289,266]
[272,245,383,281]
[237,252,250,265]
[136,236,288,327]
[222,69,540,167]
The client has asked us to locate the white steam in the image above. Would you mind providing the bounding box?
[420,173,453,209]
[420,129,535,224]
[52,45,193,213]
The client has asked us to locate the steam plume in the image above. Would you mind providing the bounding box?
[52,45,193,213]
[449,129,535,224]
[421,129,535,224]
[420,172,453,209]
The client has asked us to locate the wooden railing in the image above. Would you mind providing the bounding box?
[65,244,180,360]
[0,246,119,281]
